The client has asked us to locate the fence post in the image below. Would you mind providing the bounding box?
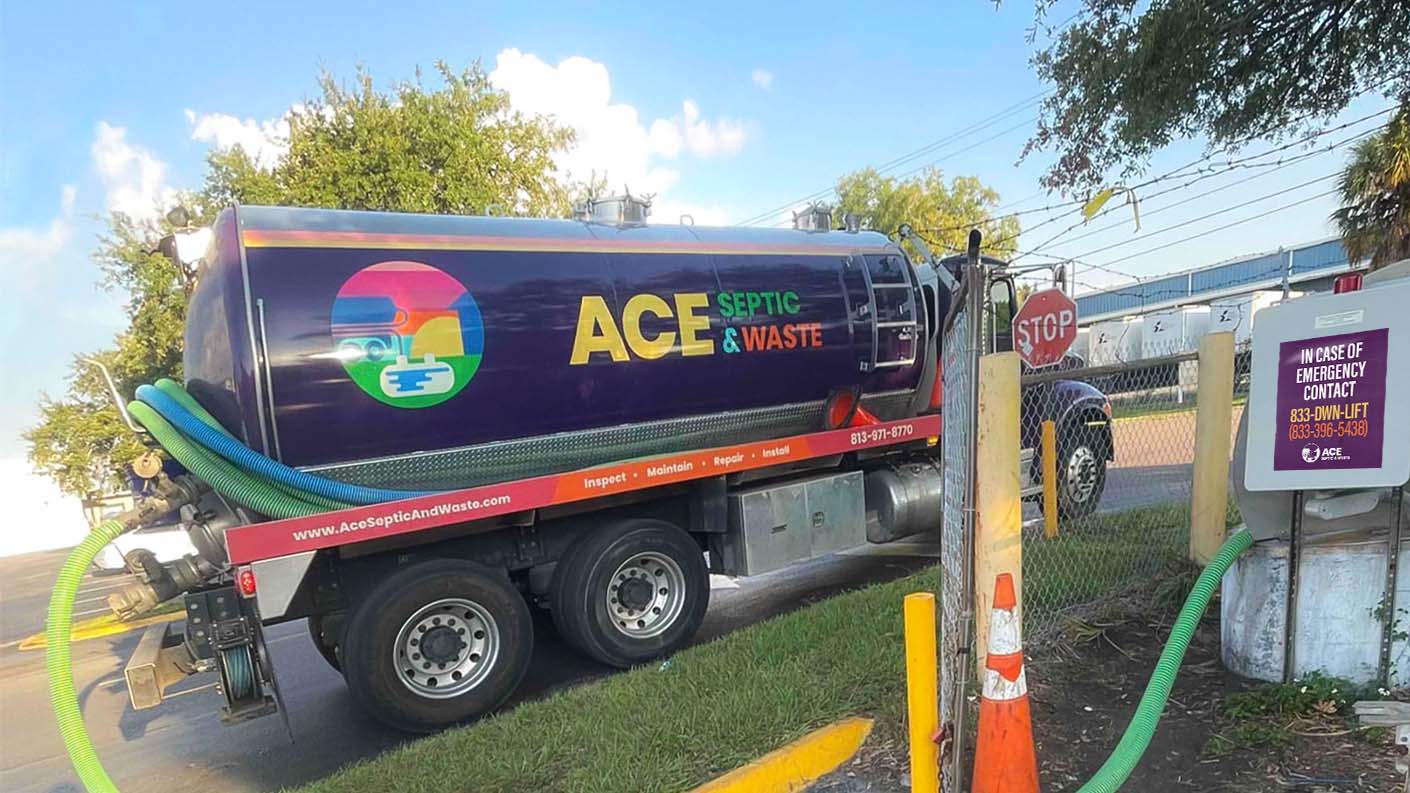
[904,592,940,793]
[1041,420,1058,539]
[1190,331,1235,565]
[974,351,1023,677]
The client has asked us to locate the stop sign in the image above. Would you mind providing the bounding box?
[1012,288,1078,368]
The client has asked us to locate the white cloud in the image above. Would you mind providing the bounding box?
[91,122,175,225]
[751,68,775,90]
[185,108,291,169]
[0,186,76,277]
[488,48,745,222]
[677,100,746,158]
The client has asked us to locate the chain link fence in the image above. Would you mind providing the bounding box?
[938,264,981,793]
[1017,333,1230,639]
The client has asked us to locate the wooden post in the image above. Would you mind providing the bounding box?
[974,352,1023,678]
[1190,331,1235,565]
[1041,420,1058,540]
[904,592,939,793]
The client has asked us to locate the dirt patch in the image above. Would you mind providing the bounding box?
[818,581,1402,792]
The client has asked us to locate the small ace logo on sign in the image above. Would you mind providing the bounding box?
[1012,288,1078,368]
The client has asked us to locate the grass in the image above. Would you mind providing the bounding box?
[1204,673,1376,756]
[296,500,1217,793]
[295,570,926,793]
[1110,393,1246,422]
[1024,502,1191,626]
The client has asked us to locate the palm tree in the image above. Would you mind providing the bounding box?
[1333,101,1410,270]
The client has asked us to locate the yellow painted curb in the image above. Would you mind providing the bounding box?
[691,717,874,793]
[17,610,183,651]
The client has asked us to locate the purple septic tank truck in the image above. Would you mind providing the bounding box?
[114,200,1111,733]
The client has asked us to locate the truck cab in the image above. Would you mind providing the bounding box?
[941,255,1114,519]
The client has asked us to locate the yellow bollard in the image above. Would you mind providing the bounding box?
[1041,420,1058,540]
[904,592,940,793]
[974,352,1023,679]
[1190,331,1235,565]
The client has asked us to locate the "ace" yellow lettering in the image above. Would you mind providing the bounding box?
[569,293,715,364]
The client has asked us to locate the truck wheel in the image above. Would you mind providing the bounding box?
[1058,425,1107,520]
[307,614,342,673]
[550,519,708,669]
[341,559,533,733]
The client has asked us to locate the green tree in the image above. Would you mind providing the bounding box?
[1025,1,1410,194]
[27,63,574,498]
[832,167,1021,258]
[1333,103,1410,270]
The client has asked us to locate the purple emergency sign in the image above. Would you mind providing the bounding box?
[1273,327,1388,471]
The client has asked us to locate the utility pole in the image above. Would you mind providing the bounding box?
[1280,246,1291,299]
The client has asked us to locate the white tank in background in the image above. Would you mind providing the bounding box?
[1087,316,1144,366]
[1142,306,1210,358]
[1208,290,1299,347]
[1070,327,1090,363]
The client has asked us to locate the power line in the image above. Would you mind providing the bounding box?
[1087,188,1339,270]
[734,92,1047,227]
[1003,117,1389,259]
[1039,163,1342,250]
[928,104,1395,243]
[1063,172,1339,261]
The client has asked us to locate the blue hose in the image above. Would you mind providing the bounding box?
[134,385,436,505]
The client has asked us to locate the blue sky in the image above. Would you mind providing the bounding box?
[0,0,1396,463]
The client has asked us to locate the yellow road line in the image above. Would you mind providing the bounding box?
[17,610,183,651]
[690,717,874,793]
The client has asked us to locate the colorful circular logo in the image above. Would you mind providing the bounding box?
[330,261,484,408]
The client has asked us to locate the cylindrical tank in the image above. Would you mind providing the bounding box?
[185,207,935,490]
[1222,534,1410,685]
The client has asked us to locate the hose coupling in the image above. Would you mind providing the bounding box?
[109,553,219,620]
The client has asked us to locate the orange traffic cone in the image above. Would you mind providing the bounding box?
[972,573,1039,793]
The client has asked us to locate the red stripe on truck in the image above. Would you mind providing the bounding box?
[224,415,941,564]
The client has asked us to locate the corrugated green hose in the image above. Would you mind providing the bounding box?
[46,518,127,793]
[1076,527,1255,793]
[48,401,341,792]
[149,380,352,512]
[128,401,325,519]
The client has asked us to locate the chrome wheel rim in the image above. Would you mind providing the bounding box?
[1065,446,1099,504]
[394,597,499,699]
[605,552,686,639]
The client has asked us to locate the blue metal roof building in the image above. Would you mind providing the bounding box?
[1074,237,1354,324]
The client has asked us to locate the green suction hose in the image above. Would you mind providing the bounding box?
[46,518,127,793]
[128,401,326,519]
[1076,527,1254,793]
[47,477,204,793]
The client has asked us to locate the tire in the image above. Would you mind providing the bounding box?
[550,519,709,669]
[341,559,533,733]
[307,614,343,673]
[1057,423,1108,520]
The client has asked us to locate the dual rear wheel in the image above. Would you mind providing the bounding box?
[335,519,707,731]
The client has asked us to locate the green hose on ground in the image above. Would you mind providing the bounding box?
[1076,527,1255,793]
[46,518,127,793]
